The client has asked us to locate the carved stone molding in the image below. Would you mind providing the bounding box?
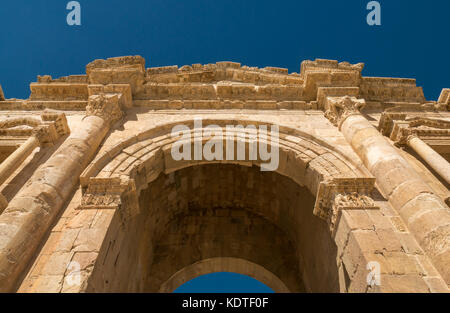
[31,124,59,147]
[324,96,366,129]
[86,93,124,124]
[378,112,407,136]
[313,178,379,234]
[78,177,140,224]
[0,112,69,147]
[41,111,71,137]
[388,117,450,147]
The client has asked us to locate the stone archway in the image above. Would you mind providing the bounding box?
[8,56,448,294]
[85,163,338,292]
[75,118,378,293]
[159,257,290,293]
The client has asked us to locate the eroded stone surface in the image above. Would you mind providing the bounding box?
[0,56,448,293]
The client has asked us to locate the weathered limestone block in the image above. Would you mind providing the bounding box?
[86,56,145,75]
[29,83,88,101]
[438,88,449,105]
[87,56,145,96]
[360,77,425,103]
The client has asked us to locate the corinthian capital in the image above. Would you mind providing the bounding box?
[314,178,378,234]
[324,96,366,128]
[86,93,124,124]
[32,124,58,147]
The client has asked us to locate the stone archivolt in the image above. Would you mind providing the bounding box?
[0,56,449,293]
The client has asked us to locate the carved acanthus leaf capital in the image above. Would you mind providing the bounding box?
[86,93,124,124]
[325,96,366,128]
[32,124,58,147]
[78,177,139,225]
[314,178,379,234]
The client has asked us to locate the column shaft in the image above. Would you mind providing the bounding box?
[0,115,109,292]
[340,113,450,286]
[0,136,39,186]
[407,135,450,185]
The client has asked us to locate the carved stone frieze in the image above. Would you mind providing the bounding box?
[388,117,450,147]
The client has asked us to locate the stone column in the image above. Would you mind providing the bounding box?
[0,136,39,187]
[0,92,125,292]
[0,120,61,188]
[406,135,450,185]
[325,96,450,286]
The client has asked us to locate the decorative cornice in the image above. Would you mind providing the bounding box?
[78,177,140,224]
[378,112,407,136]
[324,96,366,129]
[313,178,378,235]
[41,111,71,137]
[388,117,450,147]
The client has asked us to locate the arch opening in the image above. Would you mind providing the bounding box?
[86,163,341,293]
[173,269,275,293]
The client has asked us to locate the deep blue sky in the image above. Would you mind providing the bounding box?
[174,272,274,293]
[0,0,449,101]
